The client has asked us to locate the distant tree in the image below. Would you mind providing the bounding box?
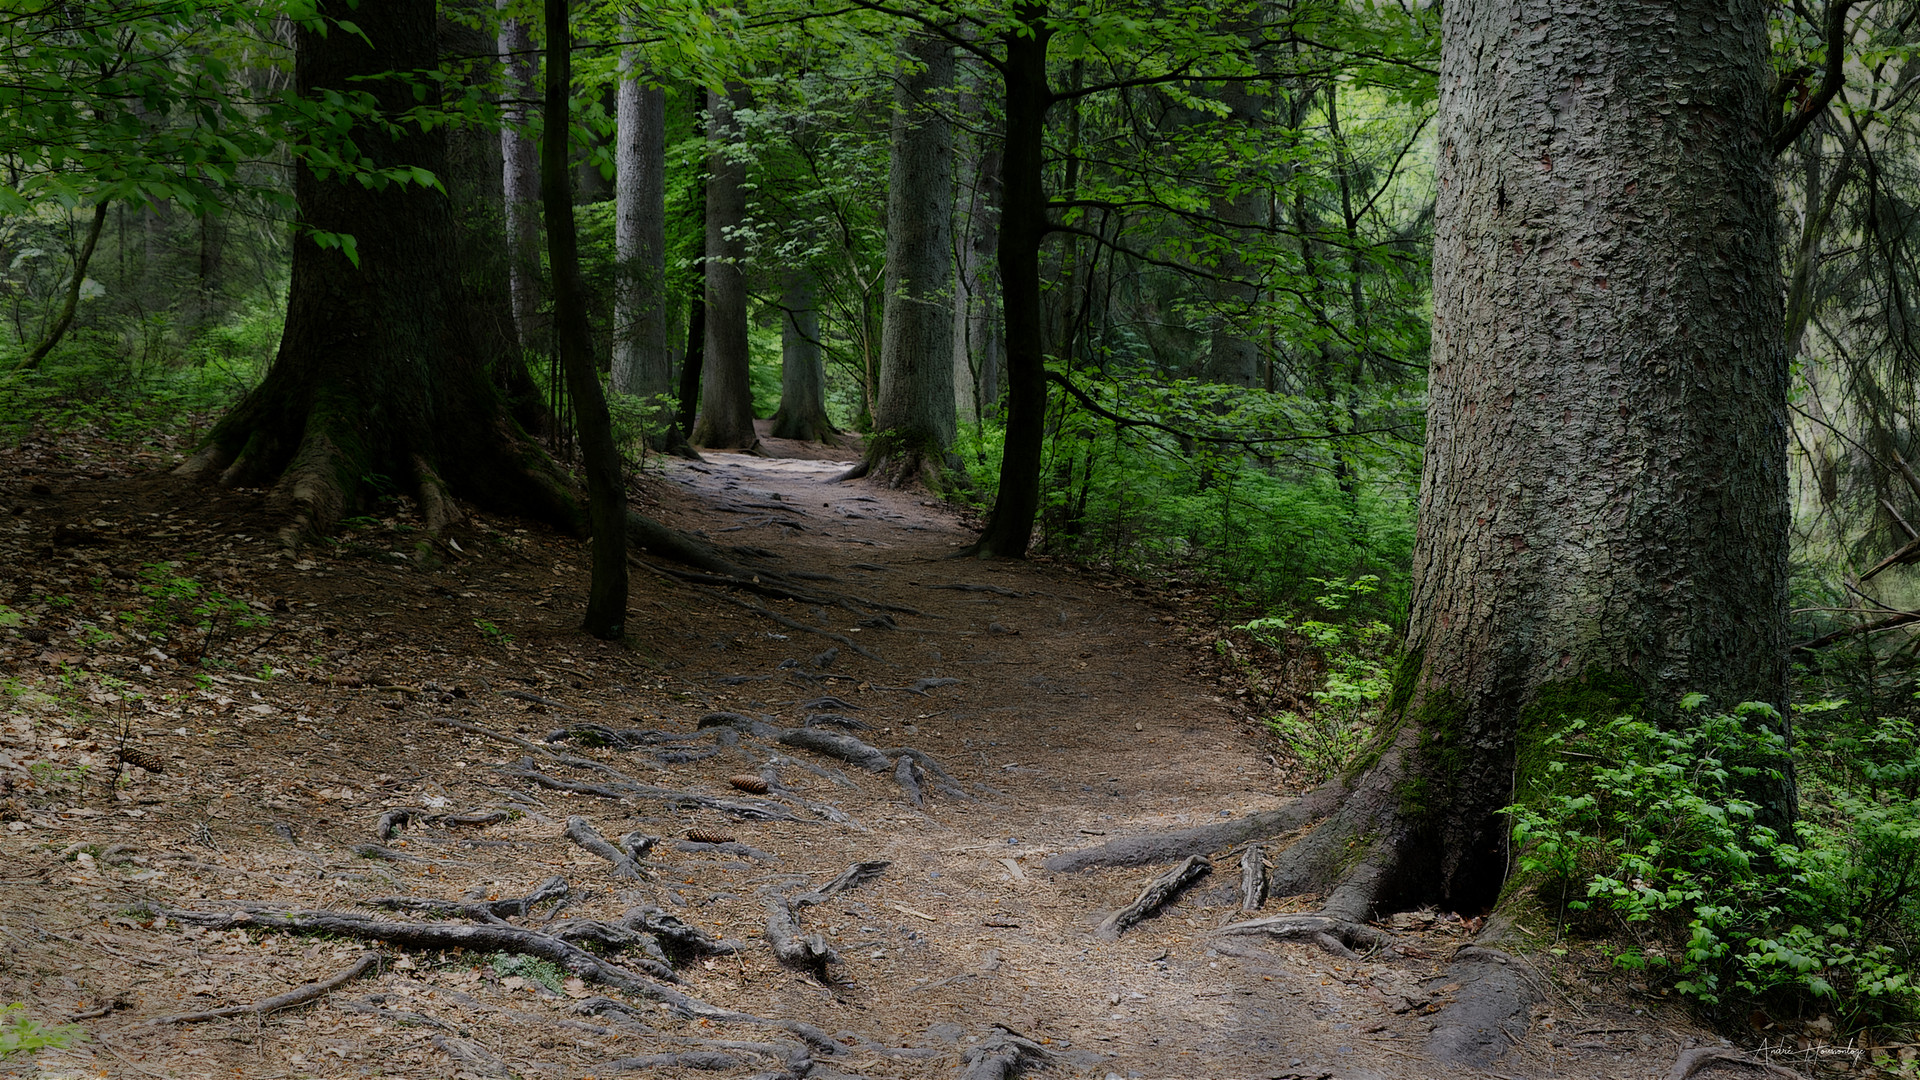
[769,267,837,441]
[690,84,759,449]
[857,31,957,487]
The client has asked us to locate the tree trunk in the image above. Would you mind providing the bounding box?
[611,45,669,405]
[176,0,579,545]
[497,0,543,352]
[769,268,835,442]
[1203,80,1264,389]
[689,85,758,450]
[963,5,1050,557]
[544,0,627,640]
[21,200,108,370]
[1264,0,1790,919]
[864,31,956,489]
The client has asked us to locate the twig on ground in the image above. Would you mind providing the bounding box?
[565,815,649,879]
[1098,856,1211,938]
[152,951,382,1024]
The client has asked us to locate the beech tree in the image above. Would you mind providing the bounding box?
[611,40,669,404]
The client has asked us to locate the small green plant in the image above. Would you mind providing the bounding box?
[474,619,512,646]
[491,953,568,993]
[1508,699,1920,1024]
[0,1003,85,1058]
[137,562,270,663]
[29,760,88,786]
[1241,576,1395,781]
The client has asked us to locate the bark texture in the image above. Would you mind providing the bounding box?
[1332,0,1790,914]
[867,32,957,487]
[612,48,669,403]
[691,86,758,450]
[496,0,542,351]
[769,269,836,442]
[176,0,577,543]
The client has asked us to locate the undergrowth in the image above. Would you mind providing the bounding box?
[1509,696,1920,1029]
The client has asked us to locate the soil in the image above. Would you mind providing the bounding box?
[0,420,1819,1079]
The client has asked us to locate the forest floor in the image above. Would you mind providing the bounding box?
[0,421,1827,1080]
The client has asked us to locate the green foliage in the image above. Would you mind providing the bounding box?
[473,620,512,646]
[0,1004,84,1059]
[491,952,568,993]
[137,562,270,663]
[1509,703,1920,1023]
[1242,576,1395,781]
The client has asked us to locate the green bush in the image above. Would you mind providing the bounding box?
[1508,699,1920,1024]
[0,1004,84,1059]
[1241,575,1395,780]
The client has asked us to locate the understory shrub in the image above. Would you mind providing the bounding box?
[1509,698,1920,1025]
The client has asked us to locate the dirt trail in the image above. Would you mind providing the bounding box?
[0,436,1778,1079]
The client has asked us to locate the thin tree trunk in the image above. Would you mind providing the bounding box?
[612,43,668,404]
[769,268,834,442]
[1203,79,1264,389]
[964,5,1051,557]
[678,291,705,439]
[543,0,627,639]
[22,201,108,370]
[497,0,542,351]
[690,85,757,449]
[866,31,957,487]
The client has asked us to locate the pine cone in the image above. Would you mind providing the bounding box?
[117,748,167,774]
[686,828,735,844]
[728,774,770,794]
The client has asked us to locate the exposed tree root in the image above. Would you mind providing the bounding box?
[1213,913,1392,961]
[958,1027,1053,1080]
[796,861,890,906]
[566,815,650,879]
[1098,856,1211,938]
[1423,945,1541,1069]
[765,897,837,980]
[433,1033,512,1077]
[142,903,741,1018]
[500,758,803,821]
[921,583,1024,597]
[151,951,382,1024]
[700,713,965,806]
[1042,782,1342,873]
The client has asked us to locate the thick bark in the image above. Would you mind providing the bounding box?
[21,200,108,370]
[611,47,669,403]
[690,85,758,450]
[1276,0,1790,916]
[868,32,957,487]
[769,268,836,442]
[497,0,542,351]
[176,0,579,543]
[543,0,627,639]
[964,6,1051,557]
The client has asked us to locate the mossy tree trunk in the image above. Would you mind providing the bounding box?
[177,0,580,544]
[1265,0,1790,919]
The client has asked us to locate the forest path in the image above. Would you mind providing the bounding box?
[0,435,1753,1080]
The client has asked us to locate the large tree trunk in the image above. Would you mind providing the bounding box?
[1281,0,1789,919]
[611,47,669,405]
[862,31,956,489]
[963,5,1050,557]
[768,268,835,442]
[497,0,543,352]
[544,0,628,639]
[1052,0,1789,948]
[176,0,578,544]
[690,85,758,450]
